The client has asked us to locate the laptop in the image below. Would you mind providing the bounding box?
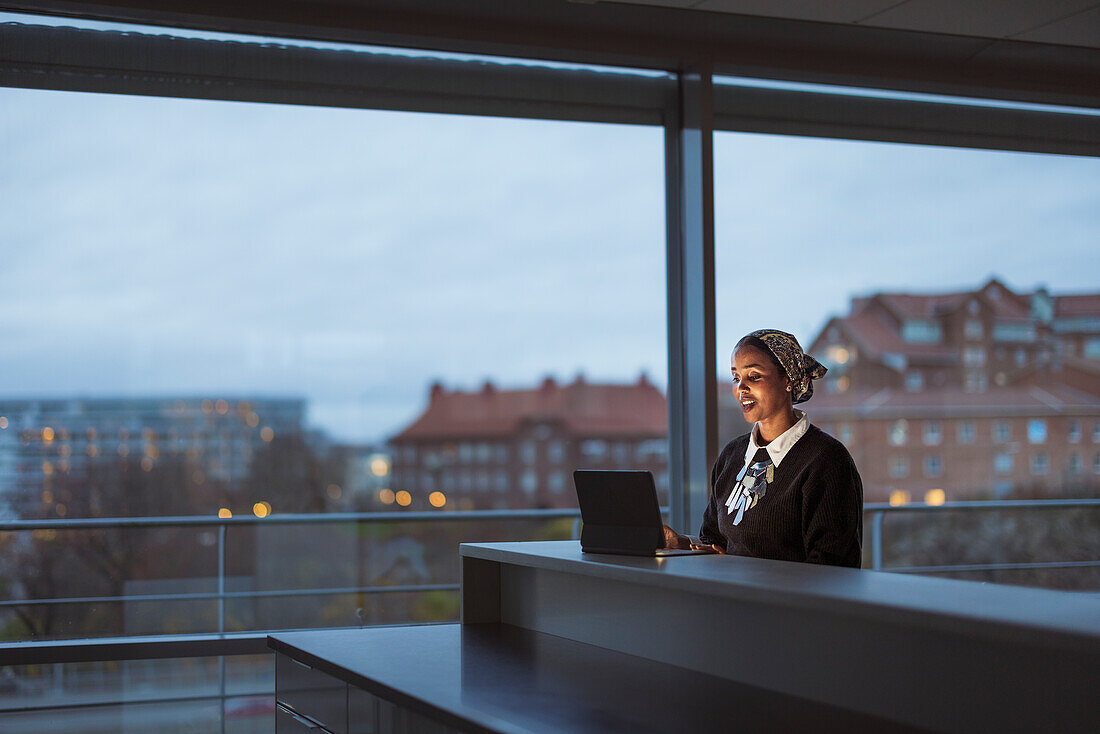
[573,470,715,556]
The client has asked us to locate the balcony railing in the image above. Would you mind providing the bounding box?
[0,501,1097,733]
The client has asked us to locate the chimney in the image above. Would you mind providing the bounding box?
[429,382,446,402]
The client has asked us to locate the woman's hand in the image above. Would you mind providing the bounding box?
[690,542,726,554]
[661,524,692,550]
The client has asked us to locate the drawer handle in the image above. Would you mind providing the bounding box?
[277,702,322,729]
[290,658,313,671]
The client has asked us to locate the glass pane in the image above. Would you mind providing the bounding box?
[0,72,665,640]
[0,655,272,734]
[715,129,1100,588]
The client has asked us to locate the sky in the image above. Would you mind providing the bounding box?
[2,14,1098,443]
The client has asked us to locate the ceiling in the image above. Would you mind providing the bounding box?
[3,0,1099,107]
[608,0,1100,48]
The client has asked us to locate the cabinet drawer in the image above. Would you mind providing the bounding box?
[276,653,348,734]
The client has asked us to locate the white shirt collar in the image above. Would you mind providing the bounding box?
[743,409,810,468]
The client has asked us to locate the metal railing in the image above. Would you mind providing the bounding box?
[2,500,1098,627]
[0,508,582,636]
[1,501,1097,732]
[863,498,1100,574]
[0,508,583,733]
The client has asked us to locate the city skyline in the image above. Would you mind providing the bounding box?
[2,21,1098,443]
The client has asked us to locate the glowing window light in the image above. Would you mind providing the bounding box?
[378,489,395,504]
[0,417,8,429]
[218,508,232,519]
[395,490,412,507]
[253,501,272,518]
[889,490,910,506]
[215,399,229,415]
[429,491,446,508]
[326,484,342,500]
[260,427,274,442]
[370,457,390,476]
[42,427,55,443]
[925,489,946,506]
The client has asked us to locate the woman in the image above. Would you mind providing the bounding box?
[666,329,863,568]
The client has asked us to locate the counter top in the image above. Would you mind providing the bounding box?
[269,623,929,734]
[461,540,1100,653]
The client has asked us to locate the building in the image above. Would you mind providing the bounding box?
[389,375,668,510]
[0,397,306,518]
[801,279,1100,502]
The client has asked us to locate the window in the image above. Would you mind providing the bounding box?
[581,440,607,458]
[901,320,942,343]
[993,323,1037,342]
[963,347,986,367]
[837,423,853,444]
[458,443,473,463]
[1094,422,1100,443]
[548,471,565,493]
[963,319,983,339]
[1095,454,1100,475]
[957,421,975,444]
[888,420,908,446]
[888,456,909,478]
[1031,454,1048,476]
[1068,421,1081,443]
[993,421,1011,443]
[905,371,924,392]
[635,439,667,461]
[520,470,538,494]
[1085,338,1100,359]
[1027,419,1046,444]
[994,453,1013,474]
[964,371,988,392]
[520,441,537,464]
[493,470,509,492]
[924,456,942,478]
[923,421,942,446]
[495,444,509,463]
[1015,348,1027,367]
[547,440,565,464]
[476,443,491,463]
[1069,454,1081,475]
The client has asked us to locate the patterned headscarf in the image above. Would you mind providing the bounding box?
[738,329,827,404]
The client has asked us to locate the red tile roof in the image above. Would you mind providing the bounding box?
[391,376,668,441]
[839,314,957,362]
[1056,294,1100,318]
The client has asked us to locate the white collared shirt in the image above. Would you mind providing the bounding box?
[743,409,810,469]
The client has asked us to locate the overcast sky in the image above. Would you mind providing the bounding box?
[2,15,1098,443]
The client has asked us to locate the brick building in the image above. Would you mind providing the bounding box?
[798,278,1100,503]
[388,375,668,510]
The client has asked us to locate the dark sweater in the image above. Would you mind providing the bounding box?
[698,425,863,568]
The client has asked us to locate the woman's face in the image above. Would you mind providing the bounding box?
[731,344,792,424]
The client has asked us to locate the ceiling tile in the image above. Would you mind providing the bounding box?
[1012,6,1100,46]
[857,0,1098,39]
[691,0,899,23]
